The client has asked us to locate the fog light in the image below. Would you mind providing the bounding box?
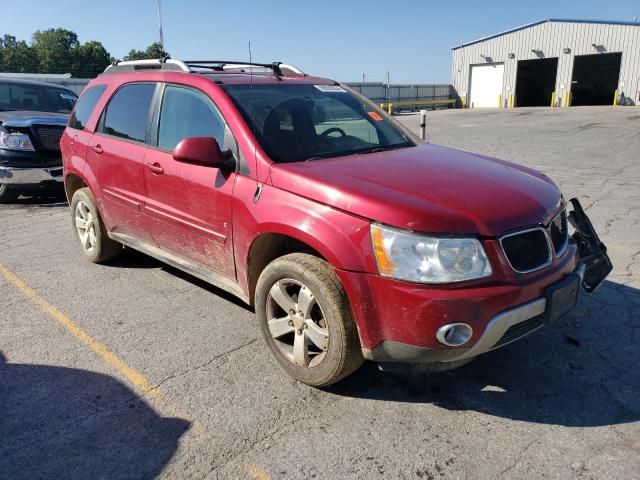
[436,323,473,347]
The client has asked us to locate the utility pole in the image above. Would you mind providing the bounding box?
[156,0,164,49]
[385,70,390,104]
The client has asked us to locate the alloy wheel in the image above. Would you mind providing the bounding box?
[266,278,329,368]
[74,200,97,253]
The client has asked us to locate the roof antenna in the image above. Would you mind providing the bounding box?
[249,41,262,203]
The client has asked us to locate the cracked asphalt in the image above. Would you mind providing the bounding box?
[1,106,639,479]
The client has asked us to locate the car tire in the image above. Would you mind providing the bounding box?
[0,184,19,203]
[70,188,122,263]
[255,253,364,387]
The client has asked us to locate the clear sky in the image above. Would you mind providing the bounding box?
[2,1,639,83]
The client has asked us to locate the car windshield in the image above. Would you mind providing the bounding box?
[0,82,78,114]
[222,83,414,162]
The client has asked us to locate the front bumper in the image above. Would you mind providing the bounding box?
[0,165,64,185]
[361,263,585,364]
[338,198,611,365]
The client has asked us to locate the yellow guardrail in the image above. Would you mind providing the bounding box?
[380,98,456,114]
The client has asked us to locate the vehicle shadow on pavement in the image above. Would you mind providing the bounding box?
[0,352,190,480]
[10,189,68,207]
[104,249,253,311]
[330,280,640,428]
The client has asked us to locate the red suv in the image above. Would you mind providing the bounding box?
[61,58,611,386]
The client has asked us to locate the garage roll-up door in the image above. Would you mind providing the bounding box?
[469,63,504,108]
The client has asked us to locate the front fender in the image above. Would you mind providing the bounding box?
[232,176,375,296]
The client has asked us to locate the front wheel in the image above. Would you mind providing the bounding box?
[255,253,363,387]
[70,188,122,263]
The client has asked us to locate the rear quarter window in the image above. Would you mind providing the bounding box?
[99,83,156,143]
[69,85,107,130]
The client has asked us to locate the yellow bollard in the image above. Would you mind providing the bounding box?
[498,94,502,108]
[550,91,556,108]
[508,94,514,108]
[461,95,467,108]
[387,103,393,115]
[613,89,618,106]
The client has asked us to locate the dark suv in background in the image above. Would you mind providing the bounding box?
[0,78,77,202]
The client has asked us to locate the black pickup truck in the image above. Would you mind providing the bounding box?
[0,78,77,202]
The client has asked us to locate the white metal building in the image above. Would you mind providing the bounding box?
[451,19,640,108]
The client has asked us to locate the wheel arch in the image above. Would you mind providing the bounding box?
[246,231,328,306]
[64,173,88,203]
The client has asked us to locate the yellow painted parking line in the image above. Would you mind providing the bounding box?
[247,464,272,480]
[0,263,159,398]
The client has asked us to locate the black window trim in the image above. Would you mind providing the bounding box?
[95,81,160,146]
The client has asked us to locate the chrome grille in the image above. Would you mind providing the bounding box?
[34,126,64,151]
[500,227,552,273]
[549,210,569,256]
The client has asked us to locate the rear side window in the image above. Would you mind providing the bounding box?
[69,85,106,130]
[157,85,225,151]
[100,83,156,143]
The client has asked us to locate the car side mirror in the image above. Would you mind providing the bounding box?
[172,137,233,169]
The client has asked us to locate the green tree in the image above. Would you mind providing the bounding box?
[32,28,79,74]
[73,40,111,77]
[0,35,38,73]
[0,29,112,77]
[123,42,168,61]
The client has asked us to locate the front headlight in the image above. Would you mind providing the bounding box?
[371,224,492,283]
[0,131,35,151]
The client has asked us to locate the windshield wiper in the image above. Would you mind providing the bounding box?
[354,145,408,155]
[361,147,393,154]
[303,152,340,162]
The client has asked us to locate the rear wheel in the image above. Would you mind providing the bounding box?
[255,253,363,387]
[70,188,122,263]
[0,184,19,203]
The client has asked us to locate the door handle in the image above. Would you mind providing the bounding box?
[146,162,164,174]
[91,144,103,154]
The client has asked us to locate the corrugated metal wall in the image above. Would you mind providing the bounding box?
[0,76,91,95]
[345,82,453,105]
[3,76,454,106]
[452,21,640,106]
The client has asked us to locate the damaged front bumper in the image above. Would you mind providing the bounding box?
[568,198,613,293]
[369,198,612,368]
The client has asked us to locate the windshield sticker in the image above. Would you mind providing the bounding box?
[314,85,346,93]
[367,111,383,122]
[60,93,77,101]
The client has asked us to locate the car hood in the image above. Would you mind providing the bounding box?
[269,143,562,236]
[0,110,68,128]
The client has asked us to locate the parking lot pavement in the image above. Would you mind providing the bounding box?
[1,106,639,479]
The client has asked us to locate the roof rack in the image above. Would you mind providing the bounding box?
[184,60,305,76]
[103,57,190,74]
[102,57,305,76]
